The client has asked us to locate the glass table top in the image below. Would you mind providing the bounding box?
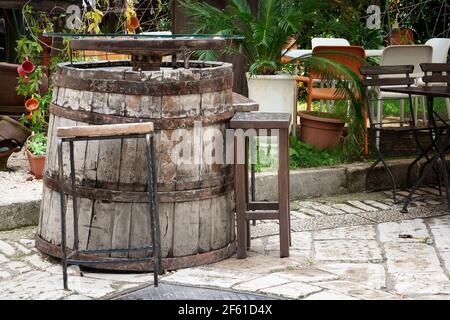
[43,32,244,40]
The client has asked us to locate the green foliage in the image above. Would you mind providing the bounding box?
[27,133,47,156]
[181,0,309,75]
[85,9,105,34]
[15,4,51,136]
[289,135,344,168]
[287,0,384,49]
[16,36,43,64]
[182,0,366,159]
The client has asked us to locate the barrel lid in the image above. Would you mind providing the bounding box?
[44,32,243,71]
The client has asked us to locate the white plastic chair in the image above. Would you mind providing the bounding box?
[425,38,450,63]
[377,45,433,128]
[311,38,350,49]
[423,38,450,116]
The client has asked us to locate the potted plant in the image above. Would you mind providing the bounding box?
[181,0,365,159]
[25,132,47,179]
[386,1,414,45]
[389,19,414,45]
[180,0,304,124]
[15,4,52,178]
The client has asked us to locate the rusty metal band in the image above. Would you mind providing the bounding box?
[43,173,233,203]
[49,104,234,129]
[53,74,233,96]
[35,234,236,272]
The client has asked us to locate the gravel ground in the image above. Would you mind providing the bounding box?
[0,150,43,206]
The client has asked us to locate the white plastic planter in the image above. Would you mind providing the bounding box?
[246,73,298,129]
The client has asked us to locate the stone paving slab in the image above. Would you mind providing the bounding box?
[316,263,386,289]
[2,188,450,300]
[314,240,383,263]
[313,225,375,240]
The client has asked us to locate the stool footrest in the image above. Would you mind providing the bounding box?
[66,257,155,265]
[246,210,279,220]
[67,246,153,258]
[248,201,279,211]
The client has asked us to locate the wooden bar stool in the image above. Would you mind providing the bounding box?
[230,112,291,259]
[55,122,161,290]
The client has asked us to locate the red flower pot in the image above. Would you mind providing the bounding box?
[21,59,35,74]
[25,97,39,112]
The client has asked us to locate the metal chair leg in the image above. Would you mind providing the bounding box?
[365,157,381,191]
[366,150,397,203]
[440,155,450,209]
[58,139,68,290]
[377,151,397,203]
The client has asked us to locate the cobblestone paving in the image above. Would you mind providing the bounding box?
[162,187,450,300]
[1,186,450,300]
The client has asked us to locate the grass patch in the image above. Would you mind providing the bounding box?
[289,136,345,168]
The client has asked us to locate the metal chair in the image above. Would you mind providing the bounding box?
[401,63,450,211]
[423,39,450,117]
[56,122,161,290]
[361,65,421,202]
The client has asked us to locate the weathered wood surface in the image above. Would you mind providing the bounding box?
[70,38,226,57]
[232,92,259,112]
[37,61,236,269]
[56,122,154,138]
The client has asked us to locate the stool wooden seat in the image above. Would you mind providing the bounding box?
[230,112,291,259]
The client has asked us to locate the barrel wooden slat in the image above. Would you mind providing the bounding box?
[88,201,115,256]
[172,202,200,257]
[38,60,235,271]
[198,199,212,253]
[211,196,229,250]
[118,138,138,191]
[159,202,175,258]
[111,203,132,258]
[129,203,151,258]
[77,197,94,250]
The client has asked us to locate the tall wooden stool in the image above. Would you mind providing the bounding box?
[56,122,161,290]
[230,112,291,259]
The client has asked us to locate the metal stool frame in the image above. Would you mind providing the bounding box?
[57,133,161,290]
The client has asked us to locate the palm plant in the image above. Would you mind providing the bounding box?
[181,0,314,75]
[181,0,366,159]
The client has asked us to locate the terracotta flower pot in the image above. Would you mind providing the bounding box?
[127,16,140,32]
[17,65,28,78]
[390,29,414,45]
[299,111,345,150]
[21,59,35,74]
[26,148,45,179]
[25,97,40,112]
[0,116,31,171]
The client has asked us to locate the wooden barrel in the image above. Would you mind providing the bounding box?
[36,60,236,271]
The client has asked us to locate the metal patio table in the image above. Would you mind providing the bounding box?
[380,86,450,212]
